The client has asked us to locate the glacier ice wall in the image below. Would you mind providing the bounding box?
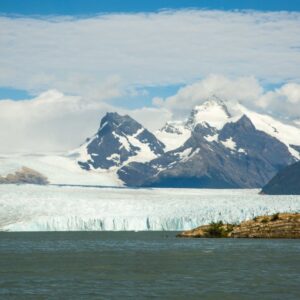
[0,185,299,231]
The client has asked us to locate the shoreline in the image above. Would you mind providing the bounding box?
[177,213,300,239]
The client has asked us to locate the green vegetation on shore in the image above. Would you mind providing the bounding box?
[177,213,300,238]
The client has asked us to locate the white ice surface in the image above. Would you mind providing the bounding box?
[0,153,122,186]
[0,185,299,231]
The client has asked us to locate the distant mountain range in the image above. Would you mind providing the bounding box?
[72,97,300,188]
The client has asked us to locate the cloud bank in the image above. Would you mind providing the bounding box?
[0,89,171,152]
[1,10,300,96]
[154,75,300,119]
[0,75,299,152]
[1,10,300,152]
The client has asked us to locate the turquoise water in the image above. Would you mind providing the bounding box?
[0,232,299,299]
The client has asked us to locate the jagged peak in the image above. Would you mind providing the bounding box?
[193,96,233,117]
[98,112,141,133]
[230,114,256,131]
[160,120,187,134]
[194,95,228,109]
[186,96,233,130]
[101,112,135,124]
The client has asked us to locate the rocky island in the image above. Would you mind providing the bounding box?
[0,166,49,185]
[177,213,300,238]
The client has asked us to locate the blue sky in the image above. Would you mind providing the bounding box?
[1,1,300,151]
[0,0,300,102]
[1,0,300,15]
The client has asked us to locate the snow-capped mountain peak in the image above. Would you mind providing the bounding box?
[235,104,300,159]
[168,97,300,159]
[155,96,300,159]
[156,97,237,151]
[186,96,233,130]
[74,112,165,170]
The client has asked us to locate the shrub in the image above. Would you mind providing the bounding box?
[270,213,280,221]
[205,221,232,238]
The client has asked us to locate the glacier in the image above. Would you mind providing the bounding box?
[0,184,299,231]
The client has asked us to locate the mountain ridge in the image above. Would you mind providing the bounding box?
[118,114,295,188]
[0,98,298,188]
[261,161,300,195]
[70,98,300,188]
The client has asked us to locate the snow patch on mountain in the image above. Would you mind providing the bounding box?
[155,121,191,151]
[107,153,120,164]
[176,147,193,162]
[204,134,219,143]
[186,96,232,130]
[221,137,237,151]
[123,131,160,164]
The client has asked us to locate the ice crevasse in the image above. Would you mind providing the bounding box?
[0,185,299,231]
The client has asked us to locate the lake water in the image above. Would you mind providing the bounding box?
[0,232,299,299]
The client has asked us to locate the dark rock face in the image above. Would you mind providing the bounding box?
[118,115,295,188]
[219,115,293,171]
[78,112,165,170]
[261,161,300,195]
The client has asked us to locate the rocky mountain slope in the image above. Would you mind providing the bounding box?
[119,115,294,188]
[261,161,300,195]
[75,97,300,188]
[156,96,300,159]
[72,112,165,171]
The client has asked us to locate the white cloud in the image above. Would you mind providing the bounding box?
[130,107,172,131]
[153,75,263,118]
[154,75,300,121]
[0,90,110,152]
[0,75,299,153]
[257,83,300,118]
[0,10,300,96]
[0,88,171,152]
[1,10,300,152]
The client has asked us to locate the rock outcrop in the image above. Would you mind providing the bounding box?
[261,161,300,195]
[177,213,300,238]
[0,167,49,185]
